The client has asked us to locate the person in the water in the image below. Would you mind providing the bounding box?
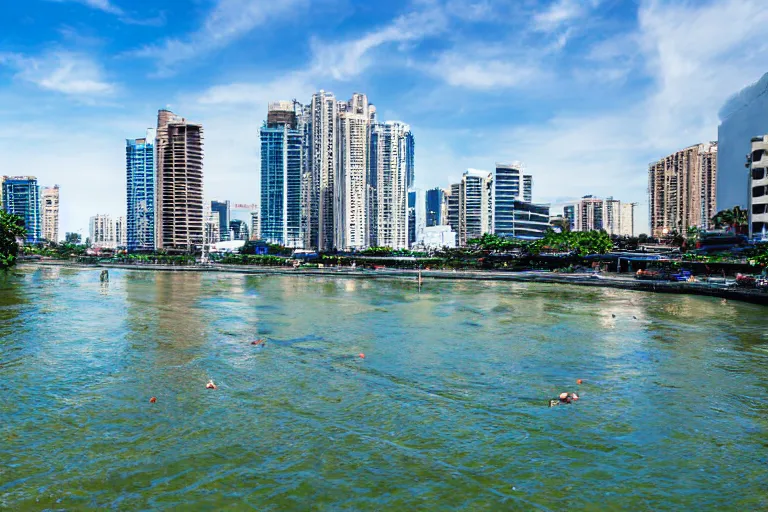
[549,392,579,406]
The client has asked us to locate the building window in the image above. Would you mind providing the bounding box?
[754,204,767,215]
[753,167,766,181]
[753,186,766,198]
[752,149,765,162]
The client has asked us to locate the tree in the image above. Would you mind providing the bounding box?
[550,217,571,233]
[0,210,27,270]
[712,207,748,234]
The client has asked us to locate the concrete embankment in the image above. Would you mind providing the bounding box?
[22,260,768,306]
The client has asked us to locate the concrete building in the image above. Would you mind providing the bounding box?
[604,197,621,236]
[447,183,460,235]
[203,203,220,245]
[155,109,204,253]
[1,176,41,244]
[115,216,127,247]
[648,142,717,238]
[717,72,768,212]
[407,189,426,248]
[89,214,115,249]
[748,135,768,239]
[260,102,304,247]
[126,131,155,252]
[417,225,456,249]
[620,203,636,237]
[336,93,373,250]
[210,200,230,242]
[458,169,493,246]
[369,121,410,249]
[250,211,260,240]
[575,195,604,232]
[309,91,338,251]
[41,185,59,243]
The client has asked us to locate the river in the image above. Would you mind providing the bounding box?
[1,265,766,510]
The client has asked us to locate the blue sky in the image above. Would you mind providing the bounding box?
[1,0,767,238]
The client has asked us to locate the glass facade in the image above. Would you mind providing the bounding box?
[211,200,230,242]
[425,187,444,226]
[405,131,415,190]
[1,177,41,244]
[126,134,155,252]
[260,123,303,247]
[508,201,551,240]
[493,164,521,236]
[408,190,416,247]
[564,205,575,231]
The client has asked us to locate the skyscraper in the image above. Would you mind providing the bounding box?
[523,175,532,203]
[458,169,493,246]
[89,214,115,249]
[115,216,127,247]
[260,102,303,247]
[575,195,604,231]
[604,197,621,236]
[405,130,415,190]
[210,200,230,242]
[250,211,260,241]
[493,163,522,237]
[126,130,155,252]
[648,142,717,238]
[1,176,41,244]
[310,91,338,251]
[447,183,460,235]
[369,121,410,249]
[229,219,249,241]
[336,93,373,250]
[425,187,445,227]
[41,185,59,243]
[155,109,204,253]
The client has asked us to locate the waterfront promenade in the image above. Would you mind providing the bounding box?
[22,260,768,305]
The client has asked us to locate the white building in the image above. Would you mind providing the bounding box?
[336,93,373,250]
[370,121,410,249]
[310,90,338,251]
[115,215,127,247]
[749,135,768,239]
[458,169,493,246]
[620,203,636,237]
[417,225,456,249]
[89,214,115,249]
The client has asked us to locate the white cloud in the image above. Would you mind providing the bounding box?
[424,49,542,90]
[0,51,116,97]
[532,0,599,31]
[133,0,306,74]
[52,0,124,15]
[196,72,316,106]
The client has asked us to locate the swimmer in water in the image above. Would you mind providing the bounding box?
[206,380,217,390]
[550,392,579,406]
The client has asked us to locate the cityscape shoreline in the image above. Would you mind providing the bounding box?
[21,260,768,306]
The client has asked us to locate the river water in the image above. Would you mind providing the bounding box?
[1,265,767,510]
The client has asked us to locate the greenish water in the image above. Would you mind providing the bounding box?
[1,265,767,511]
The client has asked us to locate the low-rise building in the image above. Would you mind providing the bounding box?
[748,135,768,239]
[417,225,457,249]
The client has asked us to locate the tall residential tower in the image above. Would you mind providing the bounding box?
[41,185,60,243]
[126,130,155,252]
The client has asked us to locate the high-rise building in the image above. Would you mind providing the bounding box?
[648,142,717,238]
[115,216,127,247]
[748,135,768,239]
[603,197,621,236]
[717,72,768,212]
[425,187,445,227]
[494,163,522,237]
[155,109,204,253]
[563,205,576,231]
[405,130,415,190]
[1,176,41,244]
[210,200,230,242]
[369,121,410,249]
[523,175,532,203]
[406,189,426,248]
[336,93,373,250]
[309,91,338,251]
[620,203,636,237]
[89,214,115,249]
[447,183,460,235]
[458,169,493,246]
[229,219,249,241]
[575,195,604,231]
[260,102,304,247]
[408,190,416,248]
[41,185,59,243]
[126,130,155,252]
[203,203,220,245]
[250,211,260,240]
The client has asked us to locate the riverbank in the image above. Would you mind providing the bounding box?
[20,259,768,305]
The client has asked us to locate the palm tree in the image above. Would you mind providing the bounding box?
[712,207,748,234]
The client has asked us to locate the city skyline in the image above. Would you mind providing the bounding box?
[2,1,767,238]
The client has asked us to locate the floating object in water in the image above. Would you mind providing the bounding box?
[576,379,583,385]
[358,353,365,359]
[251,339,266,346]
[611,314,616,318]
[149,396,157,403]
[99,270,109,282]
[633,316,637,320]
[557,392,579,404]
[206,380,217,390]
[549,399,559,407]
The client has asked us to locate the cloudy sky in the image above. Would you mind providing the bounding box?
[1,0,767,238]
